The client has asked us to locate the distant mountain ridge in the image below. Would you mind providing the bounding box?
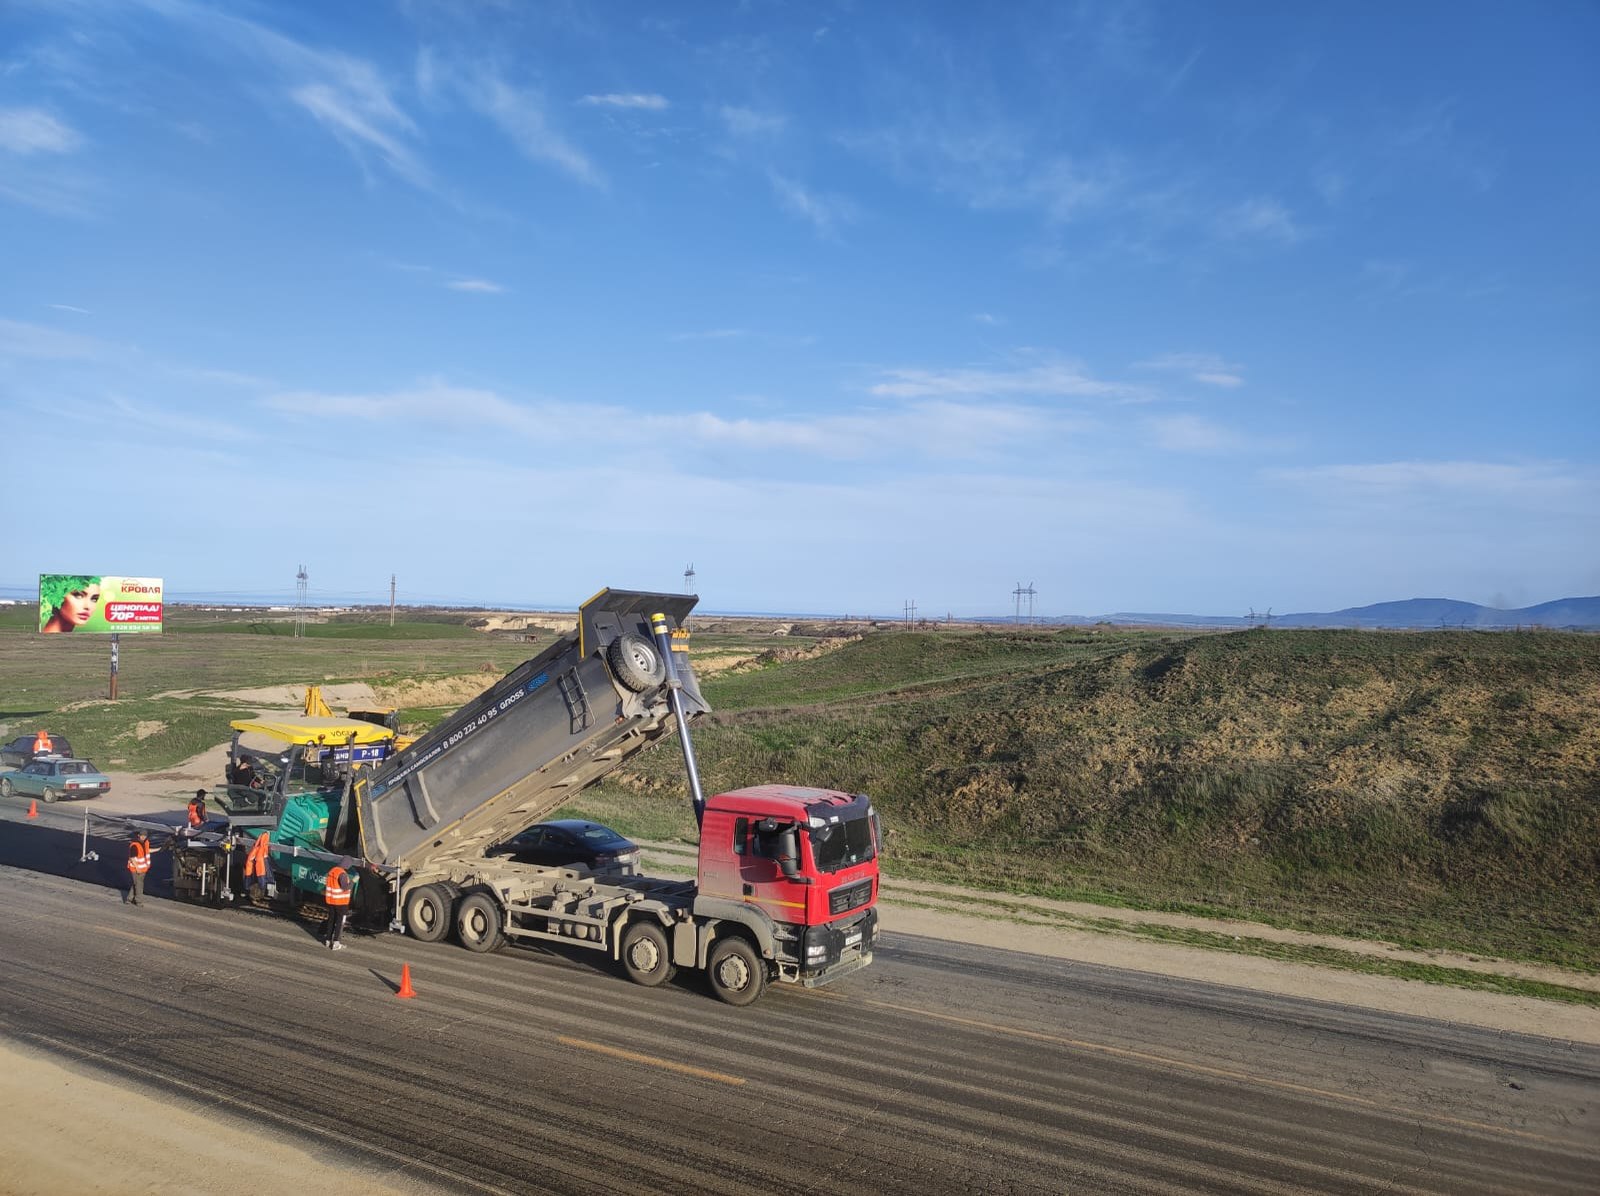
[1083,596,1600,630]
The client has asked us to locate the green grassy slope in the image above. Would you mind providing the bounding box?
[599,627,1600,969]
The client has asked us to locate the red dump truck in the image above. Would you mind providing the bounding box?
[169,588,879,1005]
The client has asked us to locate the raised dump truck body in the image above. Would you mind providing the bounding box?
[356,589,706,874]
[169,587,879,1005]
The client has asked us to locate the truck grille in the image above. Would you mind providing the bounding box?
[829,879,873,915]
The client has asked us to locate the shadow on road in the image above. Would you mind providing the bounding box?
[0,810,162,898]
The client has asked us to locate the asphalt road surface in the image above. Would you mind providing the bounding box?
[2,806,1596,1195]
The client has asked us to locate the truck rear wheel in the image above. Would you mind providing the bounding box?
[607,633,665,693]
[456,892,506,953]
[404,884,453,943]
[707,936,766,1006]
[621,921,675,987]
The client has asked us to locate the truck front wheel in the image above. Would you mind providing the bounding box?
[707,936,766,1006]
[621,921,675,987]
[456,892,506,953]
[404,884,453,943]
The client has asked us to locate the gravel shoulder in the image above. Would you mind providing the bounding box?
[0,1038,447,1196]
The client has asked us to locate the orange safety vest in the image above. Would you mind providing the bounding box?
[324,866,352,906]
[128,840,151,874]
[34,731,52,753]
[187,801,204,827]
[245,833,270,877]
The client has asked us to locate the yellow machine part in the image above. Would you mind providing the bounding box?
[230,715,396,747]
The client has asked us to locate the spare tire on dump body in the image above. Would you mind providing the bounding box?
[607,632,666,693]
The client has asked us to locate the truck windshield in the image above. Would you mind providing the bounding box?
[807,816,876,873]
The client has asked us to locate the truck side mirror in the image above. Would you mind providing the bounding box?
[777,826,800,880]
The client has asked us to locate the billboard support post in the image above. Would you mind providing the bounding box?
[109,633,120,701]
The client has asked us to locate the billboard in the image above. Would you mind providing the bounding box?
[38,574,164,635]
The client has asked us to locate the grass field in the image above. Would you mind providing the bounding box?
[3,605,1595,974]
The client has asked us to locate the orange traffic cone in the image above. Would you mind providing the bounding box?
[26,800,38,819]
[396,962,416,999]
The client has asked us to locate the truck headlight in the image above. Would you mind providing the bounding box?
[806,943,828,960]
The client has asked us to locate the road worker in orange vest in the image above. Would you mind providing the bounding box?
[321,856,355,950]
[127,830,152,906]
[185,789,208,835]
[33,730,53,755]
[244,831,274,898]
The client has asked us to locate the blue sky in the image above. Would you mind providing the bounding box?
[2,1,1595,617]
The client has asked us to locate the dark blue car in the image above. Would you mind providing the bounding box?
[493,819,641,875]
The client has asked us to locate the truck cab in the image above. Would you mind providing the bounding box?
[696,786,879,988]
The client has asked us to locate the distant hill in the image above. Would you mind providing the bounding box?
[1084,596,1600,631]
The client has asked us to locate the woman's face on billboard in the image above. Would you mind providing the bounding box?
[60,584,100,626]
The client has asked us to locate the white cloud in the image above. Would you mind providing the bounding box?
[973,313,1001,326]
[0,317,105,359]
[767,171,856,236]
[415,47,437,101]
[0,107,82,154]
[0,170,97,217]
[476,77,602,187]
[1267,460,1588,501]
[264,381,535,430]
[191,12,432,188]
[1260,460,1587,514]
[1136,352,1244,388]
[1217,196,1303,244]
[1143,414,1241,453]
[48,303,92,315]
[168,365,272,389]
[258,379,1064,464]
[291,79,429,187]
[870,360,1135,401]
[669,328,748,342]
[720,105,785,137]
[582,93,668,110]
[447,278,505,294]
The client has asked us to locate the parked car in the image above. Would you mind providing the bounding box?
[0,733,74,769]
[0,756,110,803]
[492,819,641,875]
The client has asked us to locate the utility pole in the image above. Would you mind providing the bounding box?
[1013,582,1037,624]
[904,599,917,627]
[389,574,396,627]
[684,562,696,593]
[295,564,308,638]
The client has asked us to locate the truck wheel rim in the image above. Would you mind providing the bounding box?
[630,939,660,971]
[716,954,750,990]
